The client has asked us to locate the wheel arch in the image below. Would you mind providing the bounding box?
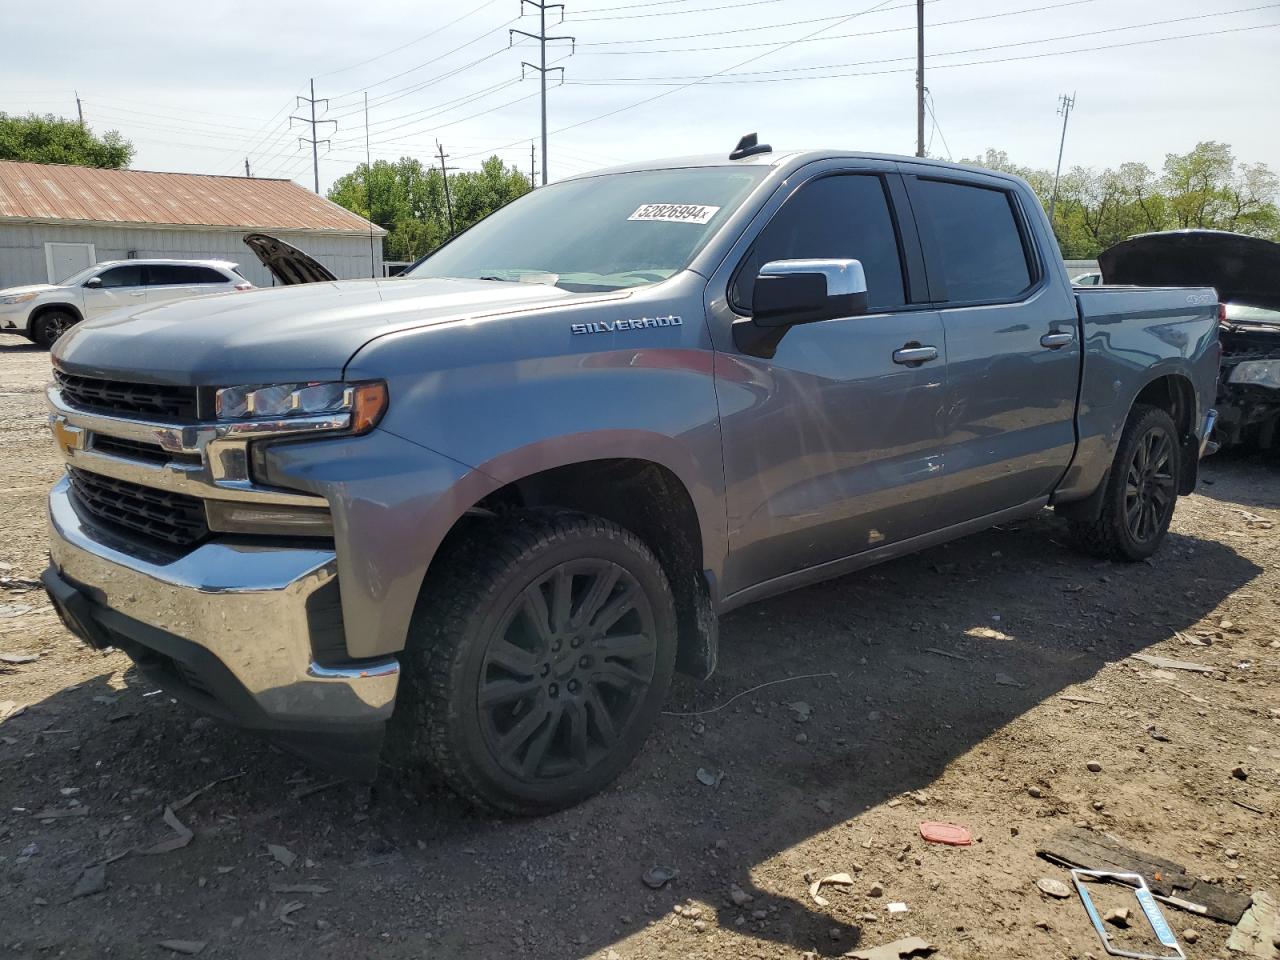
[29,301,84,328]
[1131,371,1199,495]
[432,453,719,680]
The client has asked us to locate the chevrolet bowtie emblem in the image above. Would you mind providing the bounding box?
[50,415,85,456]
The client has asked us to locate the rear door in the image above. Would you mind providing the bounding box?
[711,163,948,597]
[902,169,1080,523]
[82,264,146,318]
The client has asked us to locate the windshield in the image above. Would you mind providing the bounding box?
[57,265,103,286]
[406,166,769,292]
[1226,303,1280,325]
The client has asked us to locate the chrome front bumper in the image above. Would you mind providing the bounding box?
[47,475,399,727]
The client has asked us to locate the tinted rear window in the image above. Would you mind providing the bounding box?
[916,179,1033,303]
[148,265,228,285]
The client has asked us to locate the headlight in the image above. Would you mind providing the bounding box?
[0,292,38,305]
[214,380,388,434]
[1228,360,1280,389]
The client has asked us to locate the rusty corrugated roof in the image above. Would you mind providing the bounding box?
[0,160,385,235]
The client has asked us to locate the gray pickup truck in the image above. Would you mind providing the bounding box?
[42,140,1220,814]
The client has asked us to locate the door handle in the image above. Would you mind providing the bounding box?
[892,344,939,365]
[128,291,145,297]
[1040,330,1075,348]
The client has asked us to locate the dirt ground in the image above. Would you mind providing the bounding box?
[1,334,1277,960]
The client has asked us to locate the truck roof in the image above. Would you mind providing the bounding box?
[560,149,1023,185]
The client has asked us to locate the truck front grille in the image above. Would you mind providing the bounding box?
[55,370,198,421]
[67,467,209,547]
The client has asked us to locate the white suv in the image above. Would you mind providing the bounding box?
[0,259,252,349]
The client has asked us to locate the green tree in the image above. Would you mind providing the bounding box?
[0,112,133,168]
[328,155,530,261]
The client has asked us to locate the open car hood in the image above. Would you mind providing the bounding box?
[243,233,339,286]
[1098,230,1280,312]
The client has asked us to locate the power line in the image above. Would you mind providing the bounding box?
[511,0,575,186]
[318,0,504,80]
[574,0,1086,54]
[567,10,1280,82]
[570,3,1280,80]
[566,0,828,21]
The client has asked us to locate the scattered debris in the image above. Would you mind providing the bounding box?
[276,900,306,925]
[808,871,855,907]
[1061,695,1107,705]
[969,626,1012,641]
[729,884,754,906]
[1028,786,1043,799]
[0,700,25,722]
[33,806,90,820]
[1231,799,1266,815]
[845,936,937,960]
[788,701,812,722]
[815,798,834,814]
[1071,868,1185,960]
[71,863,106,899]
[1239,510,1275,529]
[994,672,1024,688]
[1226,891,1278,958]
[157,940,207,955]
[918,822,972,846]
[696,767,725,788]
[0,651,39,664]
[0,603,34,618]
[1039,827,1251,924]
[923,647,970,662]
[269,883,330,895]
[1087,761,1103,773]
[1148,727,1172,743]
[1104,906,1133,928]
[887,902,910,915]
[171,772,245,812]
[1130,653,1216,674]
[267,843,298,868]
[868,882,885,898]
[137,807,193,856]
[289,778,345,801]
[1231,766,1250,781]
[660,672,837,717]
[642,866,678,890]
[1037,878,1072,899]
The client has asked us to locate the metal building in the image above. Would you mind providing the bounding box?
[0,160,385,289]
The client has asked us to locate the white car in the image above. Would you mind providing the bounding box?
[0,259,252,349]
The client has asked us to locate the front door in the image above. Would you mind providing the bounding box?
[713,169,947,598]
[82,264,146,319]
[902,171,1080,524]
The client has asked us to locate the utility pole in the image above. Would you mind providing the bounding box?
[915,0,925,158]
[291,79,336,194]
[1048,92,1076,230]
[511,1,575,186]
[366,92,377,278]
[75,92,84,128]
[437,141,456,237]
[530,142,536,188]
[244,158,251,177]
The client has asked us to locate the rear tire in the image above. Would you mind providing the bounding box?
[31,309,77,350]
[1069,404,1181,561]
[387,510,677,815]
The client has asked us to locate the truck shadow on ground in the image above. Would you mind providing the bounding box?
[4,510,1262,959]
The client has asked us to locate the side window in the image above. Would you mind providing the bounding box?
[732,174,906,313]
[147,264,210,285]
[96,265,143,288]
[192,267,230,284]
[914,179,1034,303]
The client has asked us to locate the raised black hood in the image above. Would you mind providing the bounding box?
[243,233,339,285]
[1098,230,1280,312]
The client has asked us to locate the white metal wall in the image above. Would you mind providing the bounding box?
[0,222,384,289]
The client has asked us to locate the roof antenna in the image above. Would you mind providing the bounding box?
[729,132,772,161]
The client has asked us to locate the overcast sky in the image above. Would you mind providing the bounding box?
[2,0,1277,193]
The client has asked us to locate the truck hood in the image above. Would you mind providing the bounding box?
[1098,230,1280,312]
[243,233,338,285]
[53,277,600,385]
[1,283,58,297]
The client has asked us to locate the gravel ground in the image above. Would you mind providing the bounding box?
[1,335,1277,960]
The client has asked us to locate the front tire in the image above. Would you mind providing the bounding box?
[1069,404,1181,561]
[388,510,677,815]
[31,309,77,350]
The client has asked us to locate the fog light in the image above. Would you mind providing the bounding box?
[205,500,334,537]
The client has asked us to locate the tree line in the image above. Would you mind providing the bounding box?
[962,141,1279,259]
